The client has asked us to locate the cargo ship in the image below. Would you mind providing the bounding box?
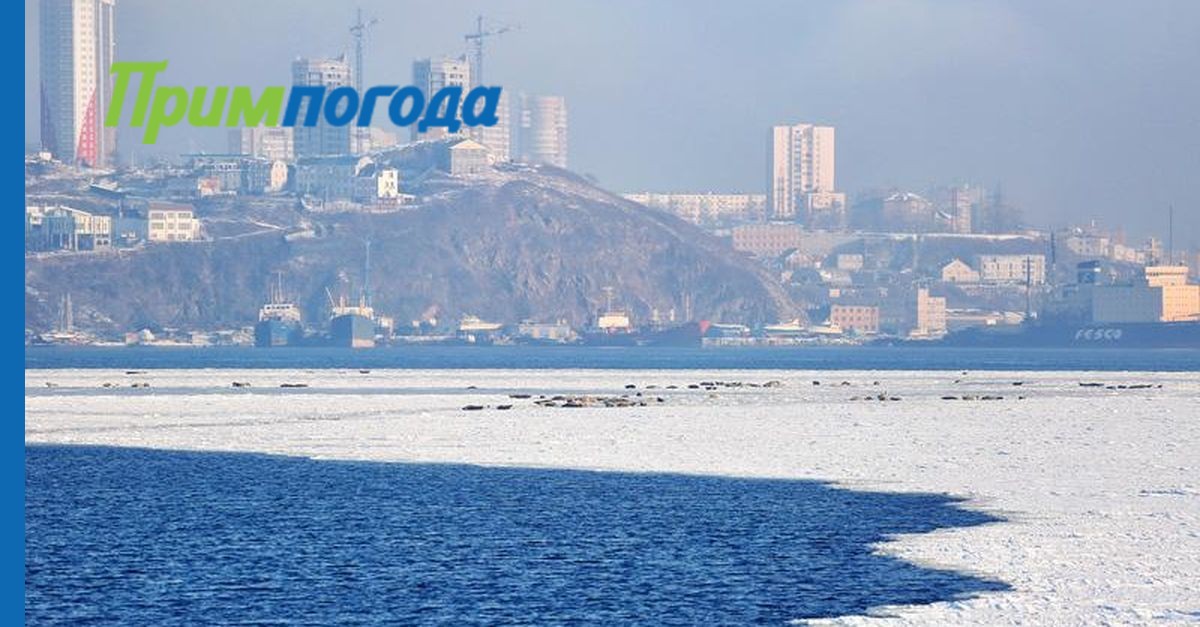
[581,301,641,346]
[456,315,506,345]
[581,311,708,347]
[641,320,708,347]
[939,319,1200,348]
[254,277,303,348]
[581,289,708,347]
[328,294,376,348]
[938,265,1199,349]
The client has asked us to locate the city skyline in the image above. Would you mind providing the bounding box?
[23,0,1200,243]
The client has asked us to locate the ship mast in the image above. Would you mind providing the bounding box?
[362,238,372,308]
[59,293,73,333]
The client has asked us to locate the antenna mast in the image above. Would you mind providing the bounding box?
[350,8,379,93]
[1168,204,1174,265]
[464,15,516,88]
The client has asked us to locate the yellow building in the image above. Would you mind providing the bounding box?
[941,258,980,284]
[830,305,880,335]
[913,288,947,337]
[146,203,200,242]
[731,223,804,257]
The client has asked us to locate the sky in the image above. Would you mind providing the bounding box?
[24,0,1200,245]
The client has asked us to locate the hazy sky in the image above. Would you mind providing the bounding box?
[24,0,1200,244]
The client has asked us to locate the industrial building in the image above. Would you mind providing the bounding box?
[26,205,112,251]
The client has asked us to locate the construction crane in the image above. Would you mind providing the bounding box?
[464,15,517,87]
[350,8,379,92]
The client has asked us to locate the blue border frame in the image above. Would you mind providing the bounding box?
[14,0,29,621]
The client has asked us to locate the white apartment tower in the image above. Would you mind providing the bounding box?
[291,57,353,157]
[411,56,471,143]
[39,0,116,168]
[767,124,844,228]
[515,94,569,169]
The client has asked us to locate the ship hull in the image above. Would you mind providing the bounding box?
[581,322,706,347]
[254,320,301,348]
[642,321,706,347]
[581,331,641,347]
[939,321,1200,349]
[329,314,376,348]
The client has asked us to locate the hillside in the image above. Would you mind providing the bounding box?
[25,166,796,335]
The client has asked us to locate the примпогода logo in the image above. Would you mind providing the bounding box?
[105,61,502,143]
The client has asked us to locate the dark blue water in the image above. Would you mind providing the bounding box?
[26,446,1008,625]
[24,344,1200,371]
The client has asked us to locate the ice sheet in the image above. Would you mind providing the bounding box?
[25,368,1200,625]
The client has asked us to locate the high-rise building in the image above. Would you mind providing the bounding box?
[291,57,353,157]
[461,48,510,163]
[470,90,511,162]
[39,0,116,168]
[229,127,294,161]
[515,94,568,169]
[913,288,947,337]
[949,184,980,234]
[411,56,471,143]
[767,124,844,228]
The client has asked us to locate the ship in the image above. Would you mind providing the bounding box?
[325,239,383,348]
[457,315,506,345]
[939,319,1200,349]
[254,275,303,348]
[35,293,94,346]
[581,290,708,347]
[582,312,639,346]
[328,292,376,348]
[640,320,708,347]
[514,319,577,345]
[938,264,1200,349]
[581,287,638,346]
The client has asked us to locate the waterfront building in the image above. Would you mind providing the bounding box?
[830,305,880,335]
[913,288,947,337]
